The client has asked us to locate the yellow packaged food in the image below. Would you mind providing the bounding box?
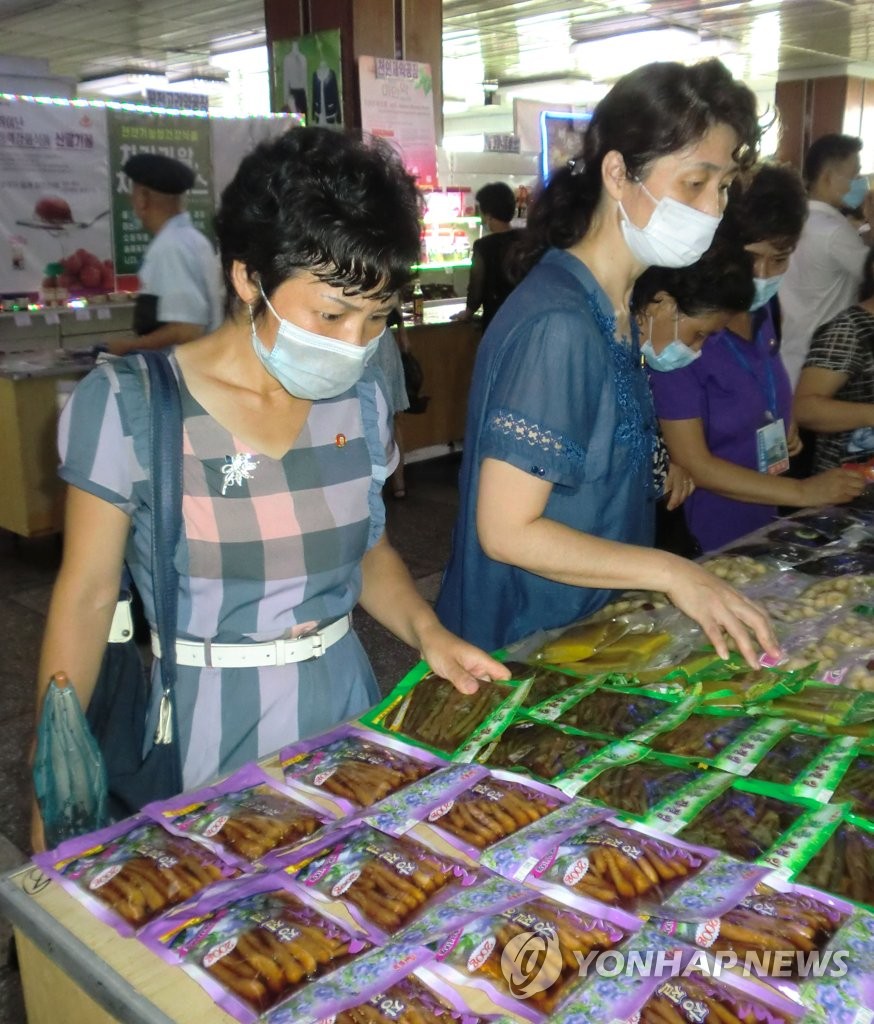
[538,619,631,664]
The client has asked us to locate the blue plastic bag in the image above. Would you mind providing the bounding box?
[33,674,109,848]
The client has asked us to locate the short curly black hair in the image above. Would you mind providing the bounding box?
[215,127,423,316]
[630,239,754,318]
[717,162,807,250]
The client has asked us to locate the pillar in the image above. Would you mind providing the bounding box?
[263,0,443,142]
[776,74,874,171]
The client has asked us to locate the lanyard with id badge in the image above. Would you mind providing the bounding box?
[725,333,790,476]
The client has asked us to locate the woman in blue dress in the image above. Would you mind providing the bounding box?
[436,59,778,668]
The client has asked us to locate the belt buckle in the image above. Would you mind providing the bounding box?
[310,632,325,658]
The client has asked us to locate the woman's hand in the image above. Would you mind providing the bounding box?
[665,561,779,668]
[663,462,696,511]
[786,420,803,457]
[799,468,866,507]
[415,619,511,695]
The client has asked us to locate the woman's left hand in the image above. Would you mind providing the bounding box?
[663,462,696,511]
[786,420,803,457]
[416,621,511,695]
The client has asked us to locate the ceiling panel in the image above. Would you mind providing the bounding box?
[1,0,873,92]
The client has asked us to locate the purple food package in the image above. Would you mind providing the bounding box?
[524,817,716,915]
[428,892,637,1023]
[366,764,568,861]
[655,873,854,1001]
[264,945,445,1024]
[33,814,237,937]
[608,948,810,1023]
[144,762,339,869]
[278,723,447,815]
[139,871,372,1023]
[293,823,479,943]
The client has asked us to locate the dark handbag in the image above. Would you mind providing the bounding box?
[86,350,184,819]
[401,350,429,414]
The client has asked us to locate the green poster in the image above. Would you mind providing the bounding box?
[272,29,343,126]
[106,109,214,280]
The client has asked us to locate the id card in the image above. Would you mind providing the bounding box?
[756,417,789,475]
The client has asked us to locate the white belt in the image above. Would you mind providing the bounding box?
[150,615,351,668]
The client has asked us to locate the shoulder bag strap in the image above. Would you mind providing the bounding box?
[142,349,183,744]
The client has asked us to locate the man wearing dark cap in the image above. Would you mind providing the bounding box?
[111,153,222,353]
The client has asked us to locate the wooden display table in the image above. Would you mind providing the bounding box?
[399,304,480,455]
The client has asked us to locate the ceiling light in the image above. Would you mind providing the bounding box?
[572,27,718,81]
[78,71,166,98]
[166,70,228,89]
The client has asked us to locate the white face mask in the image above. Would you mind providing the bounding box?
[619,180,722,269]
[251,287,383,400]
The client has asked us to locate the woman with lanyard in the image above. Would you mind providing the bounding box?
[436,59,780,670]
[649,163,864,554]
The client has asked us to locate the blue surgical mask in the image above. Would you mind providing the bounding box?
[842,176,869,210]
[252,287,382,400]
[749,274,784,311]
[641,315,701,372]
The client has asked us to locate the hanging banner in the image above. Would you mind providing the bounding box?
[358,56,437,187]
[106,109,214,287]
[210,114,300,198]
[0,100,112,299]
[272,29,343,126]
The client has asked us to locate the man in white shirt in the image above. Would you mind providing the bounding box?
[111,153,223,353]
[779,133,873,389]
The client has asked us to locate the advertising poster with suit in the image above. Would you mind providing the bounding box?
[272,29,343,127]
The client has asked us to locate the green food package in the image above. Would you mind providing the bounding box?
[527,676,697,744]
[670,777,845,871]
[472,717,612,781]
[360,659,534,760]
[555,742,713,823]
[647,706,793,769]
[792,808,874,911]
[756,682,874,730]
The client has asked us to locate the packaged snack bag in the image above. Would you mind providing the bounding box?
[145,762,337,869]
[140,872,371,1022]
[33,815,237,936]
[528,681,695,744]
[658,876,850,983]
[749,731,853,791]
[431,893,635,1022]
[522,818,713,914]
[757,683,874,730]
[671,778,844,868]
[557,743,717,819]
[518,665,592,708]
[648,710,794,770]
[473,718,610,781]
[278,724,446,816]
[612,962,809,1023]
[294,824,478,941]
[362,663,532,760]
[793,810,874,910]
[365,765,567,862]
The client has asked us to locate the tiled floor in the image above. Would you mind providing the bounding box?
[0,452,464,1022]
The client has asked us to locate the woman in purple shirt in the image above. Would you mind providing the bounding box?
[647,164,863,552]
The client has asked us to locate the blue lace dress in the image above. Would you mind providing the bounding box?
[435,248,657,651]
